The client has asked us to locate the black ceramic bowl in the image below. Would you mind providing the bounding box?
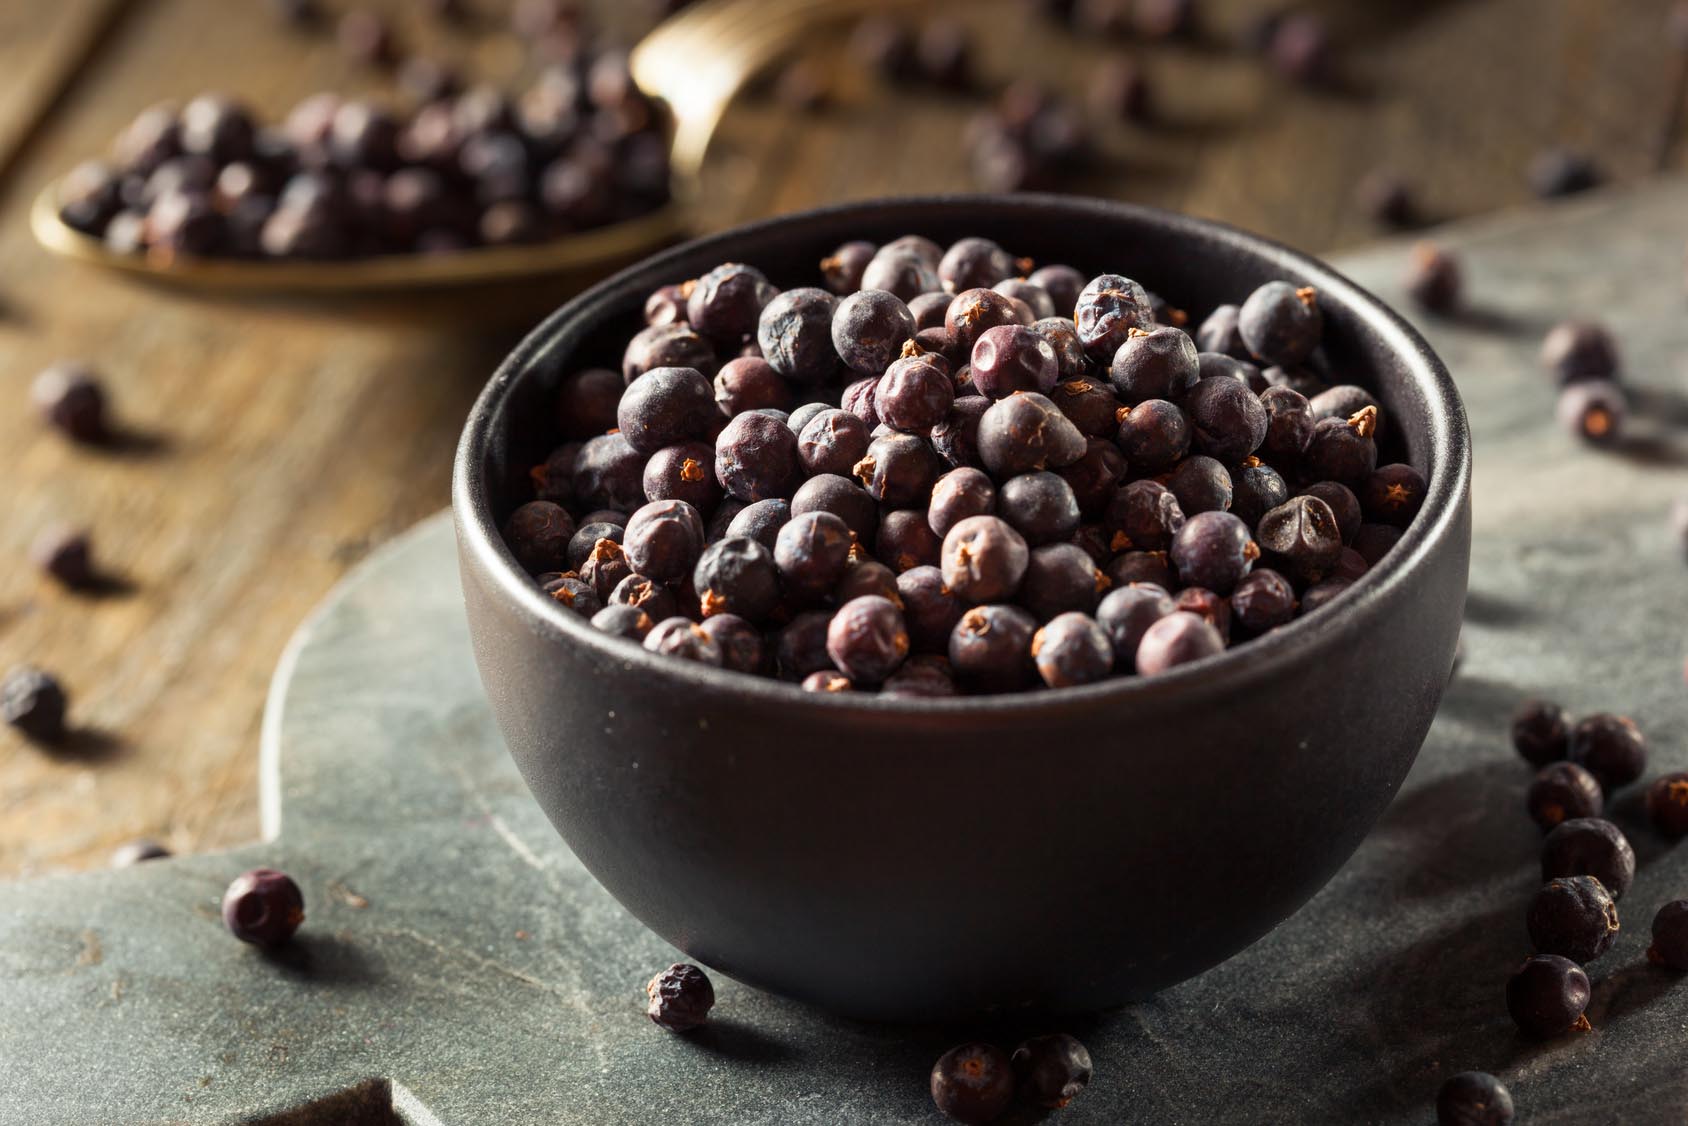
[453,195,1471,1022]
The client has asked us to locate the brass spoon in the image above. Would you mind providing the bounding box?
[30,0,910,295]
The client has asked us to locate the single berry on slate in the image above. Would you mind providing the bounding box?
[942,515,1029,602]
[1073,273,1154,362]
[1012,1032,1093,1109]
[643,617,723,665]
[222,868,305,945]
[692,537,780,622]
[1230,568,1297,636]
[826,595,910,683]
[1557,380,1626,447]
[1032,613,1113,687]
[112,839,171,868]
[1405,242,1462,313]
[1645,772,1688,838]
[949,604,1037,692]
[1526,762,1603,832]
[833,289,916,376]
[1539,320,1618,385]
[1238,282,1321,367]
[646,963,714,1032]
[1541,817,1635,899]
[2,666,68,743]
[820,239,876,294]
[716,411,803,502]
[775,511,854,600]
[1505,954,1591,1039]
[1567,713,1646,790]
[1110,325,1200,404]
[977,392,1086,477]
[30,525,96,589]
[1528,875,1619,963]
[1434,1071,1514,1126]
[1650,900,1688,970]
[1511,699,1570,766]
[930,1042,1015,1125]
[32,362,108,443]
[591,603,655,641]
[1136,610,1224,675]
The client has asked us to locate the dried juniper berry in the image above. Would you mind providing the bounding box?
[791,473,878,546]
[802,670,854,692]
[699,614,766,675]
[623,322,716,384]
[833,289,916,376]
[949,605,1037,693]
[774,510,853,600]
[786,400,831,435]
[1074,273,1154,362]
[821,239,876,294]
[644,284,688,327]
[1646,771,1688,838]
[909,291,953,331]
[716,410,803,502]
[2,666,69,743]
[1258,385,1315,465]
[897,566,966,652]
[795,409,870,477]
[1539,320,1618,385]
[1032,613,1112,688]
[1115,399,1191,472]
[999,472,1081,547]
[1135,610,1225,675]
[1528,875,1619,963]
[1174,586,1231,641]
[1230,568,1297,636]
[1056,440,1126,519]
[1238,282,1321,367]
[222,868,305,946]
[841,377,881,427]
[541,571,600,616]
[1109,325,1200,405]
[836,559,902,605]
[646,963,714,1032]
[503,500,575,573]
[1196,305,1250,360]
[1165,455,1233,515]
[1096,583,1175,668]
[1651,900,1688,970]
[641,441,722,514]
[1511,699,1571,766]
[617,366,714,455]
[876,510,942,572]
[939,237,1019,294]
[32,362,108,443]
[1362,463,1426,528]
[1171,511,1257,594]
[1299,481,1361,544]
[643,617,723,665]
[878,352,955,431]
[623,500,705,583]
[930,1041,1015,1125]
[1105,479,1186,552]
[882,655,958,697]
[1300,408,1378,487]
[686,262,777,344]
[1230,463,1289,529]
[1505,954,1591,1039]
[692,537,779,622]
[609,573,679,621]
[1541,817,1635,899]
[1049,378,1120,437]
[1434,1072,1514,1126]
[724,498,792,551]
[932,396,989,469]
[1028,263,1085,313]
[712,357,789,419]
[930,468,997,538]
[942,515,1029,602]
[827,595,909,683]
[1196,352,1264,391]
[978,392,1085,477]
[556,368,623,439]
[1557,381,1626,447]
[775,610,835,679]
[1568,713,1646,790]
[1406,242,1462,313]
[1527,762,1603,831]
[994,278,1056,320]
[1106,550,1174,588]
[945,289,1022,359]
[1012,1032,1093,1110]
[1021,542,1106,620]
[1310,384,1381,429]
[971,324,1059,399]
[591,603,654,642]
[756,287,841,385]
[862,248,941,302]
[1183,377,1268,465]
[855,431,941,507]
[1257,495,1342,581]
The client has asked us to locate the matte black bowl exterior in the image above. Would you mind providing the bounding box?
[453,195,1472,1022]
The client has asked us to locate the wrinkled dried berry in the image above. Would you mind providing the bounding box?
[897,566,966,653]
[949,604,1037,693]
[1256,496,1342,581]
[222,868,304,945]
[1012,1032,1092,1110]
[833,289,916,376]
[716,411,803,502]
[1230,568,1297,636]
[1506,954,1590,1039]
[646,962,714,1032]
[1512,699,1570,766]
[1527,762,1603,832]
[878,352,955,431]
[827,595,909,683]
[1301,408,1378,487]
[856,432,941,507]
[504,500,576,573]
[624,323,717,384]
[1171,511,1257,594]
[941,515,1029,602]
[693,537,779,621]
[977,392,1086,477]
[623,500,705,582]
[929,468,997,538]
[1183,376,1268,465]
[939,237,1018,295]
[643,617,722,665]
[1074,273,1154,362]
[1528,875,1619,963]
[774,510,853,600]
[971,325,1059,399]
[699,614,766,674]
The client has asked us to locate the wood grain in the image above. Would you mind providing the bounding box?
[1,0,1684,876]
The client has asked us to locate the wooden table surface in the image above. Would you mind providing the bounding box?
[1,0,1683,876]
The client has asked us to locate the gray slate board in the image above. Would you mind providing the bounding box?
[2,183,1688,1125]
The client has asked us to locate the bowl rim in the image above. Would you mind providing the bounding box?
[453,192,1471,715]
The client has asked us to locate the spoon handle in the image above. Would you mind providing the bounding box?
[631,0,921,178]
